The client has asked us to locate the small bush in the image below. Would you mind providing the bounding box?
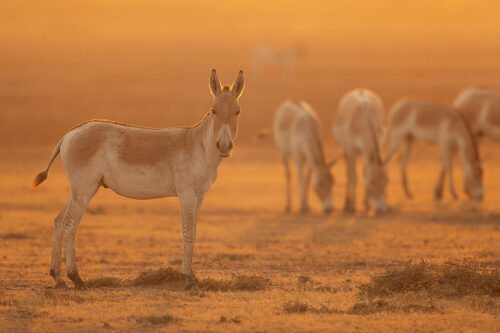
[133,267,183,286]
[358,259,499,298]
[86,277,122,288]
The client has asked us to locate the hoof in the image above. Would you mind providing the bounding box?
[300,206,310,214]
[343,204,355,213]
[68,271,86,290]
[54,280,68,289]
[183,274,199,292]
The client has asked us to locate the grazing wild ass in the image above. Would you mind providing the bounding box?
[273,100,334,214]
[454,87,500,141]
[333,88,389,213]
[384,99,483,201]
[32,69,245,290]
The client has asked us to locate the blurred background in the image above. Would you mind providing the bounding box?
[1,0,500,145]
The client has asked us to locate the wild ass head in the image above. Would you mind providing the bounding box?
[209,69,245,158]
[464,160,483,200]
[313,160,336,214]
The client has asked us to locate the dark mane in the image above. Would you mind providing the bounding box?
[71,113,211,131]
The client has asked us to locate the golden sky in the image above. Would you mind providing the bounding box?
[1,0,500,46]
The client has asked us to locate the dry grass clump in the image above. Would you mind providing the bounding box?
[283,300,309,313]
[199,274,271,292]
[1,232,28,240]
[135,314,179,325]
[232,274,270,291]
[297,275,340,293]
[38,289,85,305]
[214,253,253,261]
[358,259,499,297]
[86,276,122,288]
[218,315,241,324]
[133,267,183,286]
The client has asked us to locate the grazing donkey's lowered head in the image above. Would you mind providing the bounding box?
[209,69,245,157]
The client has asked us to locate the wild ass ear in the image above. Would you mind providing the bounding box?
[209,69,222,96]
[231,70,245,98]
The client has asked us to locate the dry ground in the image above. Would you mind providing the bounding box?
[1,3,500,330]
[0,143,498,332]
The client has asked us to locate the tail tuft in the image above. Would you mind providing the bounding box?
[31,170,48,189]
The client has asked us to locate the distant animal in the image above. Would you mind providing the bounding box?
[253,45,306,80]
[333,88,389,213]
[384,99,483,201]
[273,100,335,214]
[31,69,245,290]
[454,87,500,141]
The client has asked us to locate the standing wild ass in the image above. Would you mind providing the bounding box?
[454,87,500,141]
[273,100,334,214]
[384,99,483,201]
[32,70,245,290]
[333,88,389,213]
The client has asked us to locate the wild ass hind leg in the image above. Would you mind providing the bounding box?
[282,154,292,213]
[344,152,357,213]
[50,201,70,288]
[293,154,309,214]
[63,185,99,289]
[398,137,414,199]
[178,191,200,291]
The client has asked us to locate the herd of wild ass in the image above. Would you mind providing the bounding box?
[271,86,497,215]
[31,69,499,290]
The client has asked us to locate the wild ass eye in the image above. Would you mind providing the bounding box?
[211,108,217,115]
[235,109,241,116]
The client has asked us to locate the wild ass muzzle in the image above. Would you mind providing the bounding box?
[31,69,245,290]
[273,100,335,214]
[333,88,389,214]
[454,87,500,142]
[384,99,483,201]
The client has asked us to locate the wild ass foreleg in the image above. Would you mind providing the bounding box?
[50,201,70,288]
[398,138,413,199]
[344,152,357,212]
[434,165,446,201]
[178,192,199,290]
[282,155,292,212]
[444,147,458,200]
[193,194,205,241]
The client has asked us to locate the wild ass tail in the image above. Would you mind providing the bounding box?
[31,137,64,189]
[252,129,272,142]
